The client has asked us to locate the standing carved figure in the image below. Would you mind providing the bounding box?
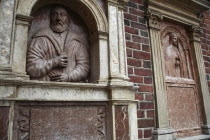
[27,6,90,82]
[165,32,187,78]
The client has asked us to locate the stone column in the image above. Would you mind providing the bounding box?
[0,0,16,78]
[107,1,138,140]
[12,14,33,79]
[107,0,129,82]
[191,26,210,135]
[147,11,175,139]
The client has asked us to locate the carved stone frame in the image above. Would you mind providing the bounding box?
[147,0,210,139]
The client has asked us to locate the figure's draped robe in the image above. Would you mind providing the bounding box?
[27,28,89,82]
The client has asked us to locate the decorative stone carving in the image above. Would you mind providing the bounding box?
[26,5,90,82]
[147,10,163,30]
[14,103,108,140]
[161,22,203,137]
[161,24,192,79]
[97,108,106,140]
[18,107,30,140]
[115,105,129,140]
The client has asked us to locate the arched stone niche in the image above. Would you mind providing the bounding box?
[13,0,109,83]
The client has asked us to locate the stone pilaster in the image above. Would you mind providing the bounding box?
[0,0,16,79]
[12,14,33,80]
[191,26,210,135]
[147,10,175,139]
[107,0,129,82]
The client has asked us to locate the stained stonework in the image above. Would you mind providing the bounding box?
[0,0,15,64]
[115,105,130,140]
[161,22,203,137]
[13,103,107,140]
[0,107,10,140]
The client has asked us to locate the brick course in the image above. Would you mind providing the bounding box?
[201,10,210,94]
[124,0,155,139]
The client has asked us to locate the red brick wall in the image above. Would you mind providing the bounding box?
[124,0,155,139]
[201,10,210,93]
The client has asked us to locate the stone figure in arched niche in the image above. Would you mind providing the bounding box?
[165,32,188,78]
[26,5,90,82]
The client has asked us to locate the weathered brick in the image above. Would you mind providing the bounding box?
[138,119,155,128]
[129,76,143,83]
[126,41,141,49]
[145,94,154,101]
[139,17,146,24]
[127,2,138,9]
[127,48,132,57]
[137,110,145,118]
[139,85,154,93]
[125,33,131,40]
[132,35,149,44]
[127,58,142,67]
[133,50,151,60]
[144,77,153,84]
[135,94,144,100]
[143,61,151,68]
[140,30,149,37]
[130,0,143,5]
[138,130,143,139]
[142,44,150,52]
[147,110,155,118]
[135,69,152,76]
[144,129,152,138]
[128,69,134,76]
[129,8,144,16]
[124,13,138,21]
[131,22,147,30]
[124,19,130,26]
[125,26,139,35]
[138,5,145,11]
[140,102,154,109]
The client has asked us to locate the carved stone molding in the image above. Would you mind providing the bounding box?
[16,14,33,26]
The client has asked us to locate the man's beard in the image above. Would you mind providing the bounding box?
[51,20,68,33]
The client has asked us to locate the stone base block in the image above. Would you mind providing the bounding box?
[0,65,16,79]
[202,125,210,135]
[152,128,176,140]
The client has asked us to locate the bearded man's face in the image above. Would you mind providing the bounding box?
[50,7,69,33]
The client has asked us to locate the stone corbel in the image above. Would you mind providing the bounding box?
[146,10,163,30]
[191,25,202,42]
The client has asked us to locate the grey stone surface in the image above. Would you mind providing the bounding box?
[177,135,210,140]
[0,0,14,64]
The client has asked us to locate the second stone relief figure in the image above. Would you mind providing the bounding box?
[165,32,188,78]
[26,6,90,82]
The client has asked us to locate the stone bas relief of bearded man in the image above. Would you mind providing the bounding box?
[26,6,90,82]
[165,32,188,78]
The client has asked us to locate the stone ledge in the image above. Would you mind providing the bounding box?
[177,135,210,140]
